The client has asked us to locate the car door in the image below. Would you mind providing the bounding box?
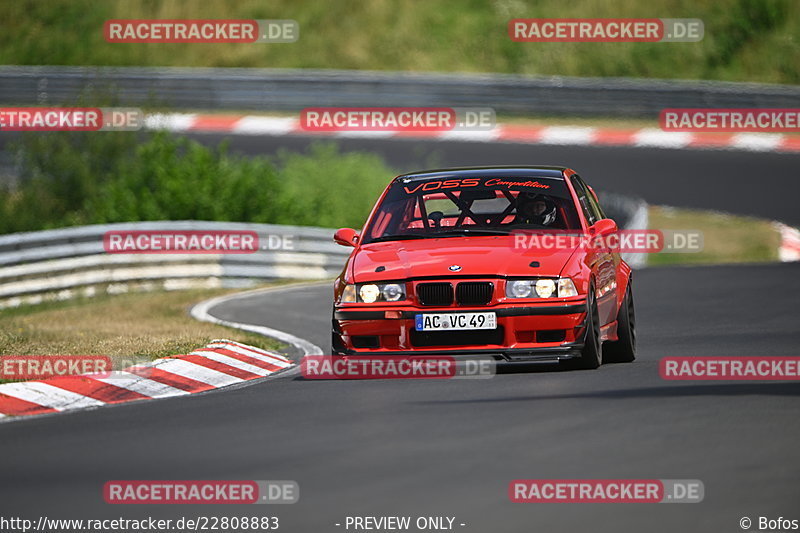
[571,176,618,327]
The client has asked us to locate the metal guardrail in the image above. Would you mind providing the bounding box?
[0,193,645,308]
[0,221,348,308]
[1,66,799,117]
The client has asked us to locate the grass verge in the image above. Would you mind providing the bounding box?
[0,285,290,383]
[648,206,781,266]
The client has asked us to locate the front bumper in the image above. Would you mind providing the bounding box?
[333,301,587,362]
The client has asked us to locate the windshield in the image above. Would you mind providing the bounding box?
[363,176,581,244]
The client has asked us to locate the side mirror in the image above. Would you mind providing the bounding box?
[334,228,360,247]
[590,218,617,236]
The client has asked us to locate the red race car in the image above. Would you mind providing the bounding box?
[331,166,635,369]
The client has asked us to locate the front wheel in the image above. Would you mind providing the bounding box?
[604,280,636,363]
[571,287,602,370]
[331,314,346,355]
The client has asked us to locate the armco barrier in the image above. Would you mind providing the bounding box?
[1,66,799,117]
[0,194,646,308]
[0,221,349,308]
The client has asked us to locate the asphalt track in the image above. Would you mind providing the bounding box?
[1,135,799,532]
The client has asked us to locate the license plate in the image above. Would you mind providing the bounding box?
[415,312,497,331]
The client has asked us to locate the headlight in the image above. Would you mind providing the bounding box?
[382,283,404,302]
[341,283,407,303]
[506,277,579,299]
[359,284,381,303]
[534,279,556,298]
[558,278,578,298]
[508,280,534,298]
[341,284,357,303]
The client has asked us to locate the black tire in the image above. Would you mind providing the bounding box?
[571,287,602,370]
[604,280,636,363]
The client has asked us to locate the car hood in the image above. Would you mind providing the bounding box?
[350,236,580,282]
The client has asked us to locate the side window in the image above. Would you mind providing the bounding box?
[577,176,607,221]
[570,176,597,225]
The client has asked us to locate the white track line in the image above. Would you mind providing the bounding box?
[210,338,290,359]
[191,283,324,356]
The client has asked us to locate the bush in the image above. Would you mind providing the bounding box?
[274,143,390,228]
[1,131,141,232]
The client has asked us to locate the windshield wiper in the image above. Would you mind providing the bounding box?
[368,234,429,243]
[368,229,510,243]
[434,229,511,237]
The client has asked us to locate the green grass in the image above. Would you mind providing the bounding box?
[0,0,797,84]
[647,206,781,266]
